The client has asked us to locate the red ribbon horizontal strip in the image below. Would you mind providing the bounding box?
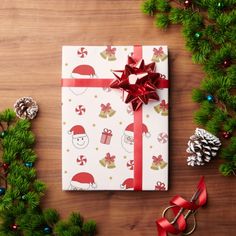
[61,78,168,89]
[61,79,113,87]
[157,79,169,89]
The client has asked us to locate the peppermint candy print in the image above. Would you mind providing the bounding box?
[77,155,87,166]
[77,47,88,58]
[157,132,168,144]
[75,105,86,115]
[126,160,134,170]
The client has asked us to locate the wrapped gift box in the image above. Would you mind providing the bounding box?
[61,45,169,191]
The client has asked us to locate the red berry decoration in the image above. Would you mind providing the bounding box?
[222,131,232,139]
[11,224,18,230]
[2,163,9,171]
[222,59,231,68]
[184,0,192,8]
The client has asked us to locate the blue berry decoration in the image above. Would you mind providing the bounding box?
[43,226,52,234]
[206,94,214,102]
[0,187,6,196]
[24,162,33,168]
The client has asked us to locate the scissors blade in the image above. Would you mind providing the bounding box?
[190,188,202,203]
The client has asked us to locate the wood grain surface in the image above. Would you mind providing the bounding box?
[0,1,235,235]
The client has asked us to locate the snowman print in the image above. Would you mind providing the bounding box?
[121,123,150,153]
[68,125,89,149]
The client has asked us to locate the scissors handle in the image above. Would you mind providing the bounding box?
[162,205,197,235]
[162,205,184,224]
[183,211,197,235]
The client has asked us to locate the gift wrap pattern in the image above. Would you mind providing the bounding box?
[62,46,169,191]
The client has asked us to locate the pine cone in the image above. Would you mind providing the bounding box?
[186,128,221,166]
[14,97,38,119]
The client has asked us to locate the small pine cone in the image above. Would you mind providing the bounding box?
[14,97,38,120]
[186,128,221,166]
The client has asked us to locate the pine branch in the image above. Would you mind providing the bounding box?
[0,110,96,235]
[142,0,236,176]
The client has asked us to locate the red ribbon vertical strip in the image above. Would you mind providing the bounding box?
[134,107,143,190]
[133,45,143,62]
[133,45,143,190]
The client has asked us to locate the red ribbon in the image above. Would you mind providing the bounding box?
[105,153,115,164]
[153,47,165,57]
[156,176,207,236]
[62,45,169,190]
[105,46,116,56]
[101,103,111,113]
[152,155,163,164]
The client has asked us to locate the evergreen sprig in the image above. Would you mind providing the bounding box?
[142,0,236,176]
[0,110,96,235]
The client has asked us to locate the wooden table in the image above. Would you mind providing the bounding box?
[0,1,235,235]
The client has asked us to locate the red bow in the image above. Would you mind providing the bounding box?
[101,103,111,112]
[153,155,163,164]
[110,56,167,111]
[155,181,166,191]
[106,46,116,56]
[159,100,168,111]
[105,153,115,164]
[103,128,112,135]
[153,47,164,57]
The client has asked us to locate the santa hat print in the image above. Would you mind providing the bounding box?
[124,123,151,138]
[68,125,86,137]
[71,172,97,189]
[120,178,134,190]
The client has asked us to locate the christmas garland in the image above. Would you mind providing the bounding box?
[142,0,236,176]
[0,108,96,235]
